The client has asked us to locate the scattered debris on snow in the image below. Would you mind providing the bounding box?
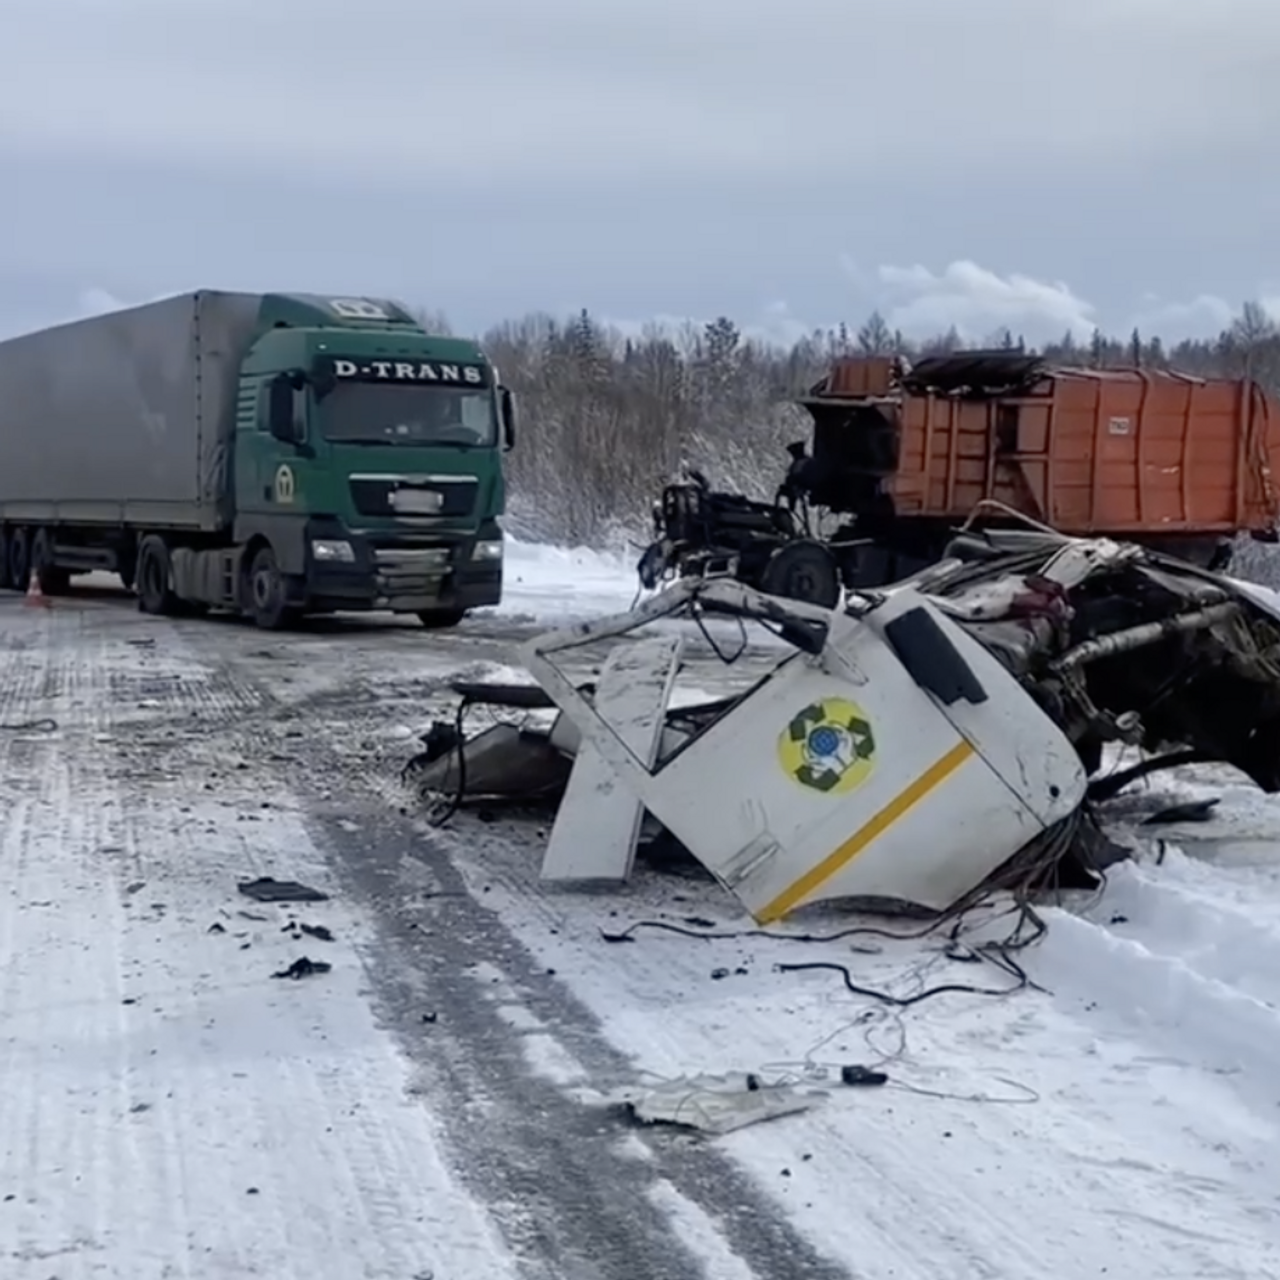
[238,875,330,904]
[271,956,334,980]
[610,1072,827,1135]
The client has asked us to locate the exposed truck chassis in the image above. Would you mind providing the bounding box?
[636,468,851,608]
[637,469,1236,610]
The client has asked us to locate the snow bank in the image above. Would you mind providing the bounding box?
[454,790,1280,1279]
[492,538,791,663]
[496,536,640,623]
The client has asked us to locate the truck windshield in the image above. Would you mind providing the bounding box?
[320,384,497,447]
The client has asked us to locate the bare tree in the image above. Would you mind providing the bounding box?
[856,310,895,355]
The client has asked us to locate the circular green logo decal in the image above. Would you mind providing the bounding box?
[778,697,876,794]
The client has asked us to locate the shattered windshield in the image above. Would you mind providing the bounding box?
[320,384,497,448]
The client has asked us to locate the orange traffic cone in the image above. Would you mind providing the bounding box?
[23,568,49,609]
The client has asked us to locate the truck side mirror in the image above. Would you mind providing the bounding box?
[267,375,298,443]
[309,368,337,401]
[499,386,517,452]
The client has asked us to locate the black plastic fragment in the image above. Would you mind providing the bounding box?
[238,877,330,904]
[840,1065,889,1087]
[271,956,332,980]
[1143,798,1219,825]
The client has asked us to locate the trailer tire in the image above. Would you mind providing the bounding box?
[760,541,841,609]
[31,530,69,595]
[7,528,30,593]
[417,608,467,630]
[137,536,180,616]
[246,545,300,631]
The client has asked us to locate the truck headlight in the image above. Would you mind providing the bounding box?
[473,539,504,561]
[311,539,355,563]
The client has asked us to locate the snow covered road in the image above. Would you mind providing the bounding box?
[0,544,1278,1279]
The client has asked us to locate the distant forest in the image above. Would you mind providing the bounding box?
[416,301,1280,575]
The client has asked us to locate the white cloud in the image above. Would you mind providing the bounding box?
[23,268,1280,355]
[1127,294,1237,338]
[872,261,1097,344]
[838,259,1278,347]
[76,287,129,317]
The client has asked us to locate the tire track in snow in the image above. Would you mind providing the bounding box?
[15,593,1280,1276]
[457,815,1280,1279]
[6,600,818,1278]
[296,786,853,1280]
[165,632,853,1279]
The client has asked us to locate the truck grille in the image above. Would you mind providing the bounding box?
[371,545,454,606]
[349,475,477,519]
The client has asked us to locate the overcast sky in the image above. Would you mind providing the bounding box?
[2,0,1277,347]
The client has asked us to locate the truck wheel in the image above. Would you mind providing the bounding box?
[0,530,10,591]
[760,541,841,609]
[7,528,30,592]
[137,535,179,615]
[31,530,69,595]
[417,608,467,629]
[246,546,299,631]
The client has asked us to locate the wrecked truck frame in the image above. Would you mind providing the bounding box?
[406,529,1280,925]
[506,530,1280,923]
[520,572,1088,923]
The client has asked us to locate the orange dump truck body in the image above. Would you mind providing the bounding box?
[805,353,1280,537]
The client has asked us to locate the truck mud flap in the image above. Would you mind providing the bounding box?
[882,606,988,706]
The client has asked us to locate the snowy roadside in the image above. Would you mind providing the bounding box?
[451,812,1280,1280]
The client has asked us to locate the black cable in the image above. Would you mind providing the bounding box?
[0,718,57,732]
[691,606,750,664]
[1087,749,1211,802]
[402,693,476,828]
[774,960,1025,1007]
[600,916,957,946]
[603,808,1083,1011]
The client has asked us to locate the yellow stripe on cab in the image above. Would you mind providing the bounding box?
[756,738,977,924]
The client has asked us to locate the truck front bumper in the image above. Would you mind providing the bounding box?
[303,520,504,614]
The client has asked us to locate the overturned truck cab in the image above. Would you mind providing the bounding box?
[510,531,1280,922]
[525,573,1089,921]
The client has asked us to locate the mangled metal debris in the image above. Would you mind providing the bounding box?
[415,528,1280,924]
[523,574,1087,921]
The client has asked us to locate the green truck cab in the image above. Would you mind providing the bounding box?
[0,290,515,630]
